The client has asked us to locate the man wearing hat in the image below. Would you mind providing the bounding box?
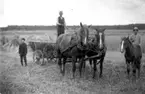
[56,11,66,37]
[129,27,141,46]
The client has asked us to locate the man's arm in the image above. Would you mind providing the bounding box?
[64,18,66,27]
[139,35,141,45]
[25,44,28,55]
[56,17,61,25]
[18,45,21,54]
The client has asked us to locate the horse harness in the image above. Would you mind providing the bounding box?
[61,34,85,54]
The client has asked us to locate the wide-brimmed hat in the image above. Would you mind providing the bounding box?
[133,27,138,31]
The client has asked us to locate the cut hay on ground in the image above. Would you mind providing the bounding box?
[0,36,9,46]
[0,50,145,94]
[2,35,21,52]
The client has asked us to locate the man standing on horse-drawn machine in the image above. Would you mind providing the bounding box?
[56,11,66,37]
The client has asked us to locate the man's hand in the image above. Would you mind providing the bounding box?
[57,23,63,26]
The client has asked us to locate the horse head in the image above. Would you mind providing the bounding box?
[120,36,132,53]
[78,22,90,46]
[95,28,106,49]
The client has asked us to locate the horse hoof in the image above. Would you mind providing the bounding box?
[132,77,136,82]
[99,75,102,78]
[62,72,65,76]
[127,75,130,79]
[72,75,75,79]
[79,74,82,78]
[60,69,62,74]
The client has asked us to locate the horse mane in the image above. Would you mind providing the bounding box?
[124,37,135,58]
[126,37,133,47]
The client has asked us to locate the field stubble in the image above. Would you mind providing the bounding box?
[0,49,145,94]
[0,29,145,93]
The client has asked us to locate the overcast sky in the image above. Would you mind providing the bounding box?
[0,0,145,27]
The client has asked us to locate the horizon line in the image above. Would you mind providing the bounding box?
[1,23,145,28]
[6,23,145,26]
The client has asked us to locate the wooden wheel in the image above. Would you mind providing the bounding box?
[33,50,43,65]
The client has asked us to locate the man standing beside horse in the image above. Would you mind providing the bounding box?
[56,11,66,37]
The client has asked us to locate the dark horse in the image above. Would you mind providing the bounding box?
[120,36,142,79]
[86,28,107,78]
[56,23,90,78]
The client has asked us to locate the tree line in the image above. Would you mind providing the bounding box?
[1,24,145,31]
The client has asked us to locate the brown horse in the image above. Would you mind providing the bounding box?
[56,22,90,78]
[120,36,142,79]
[86,28,107,78]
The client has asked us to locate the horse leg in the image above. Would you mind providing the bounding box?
[138,63,141,78]
[93,59,97,78]
[47,58,49,63]
[79,57,84,78]
[33,52,35,62]
[58,57,62,73]
[132,61,136,80]
[126,61,130,78]
[99,57,104,78]
[62,57,67,76]
[42,55,44,65]
[137,59,141,78]
[82,57,86,76]
[72,56,77,78]
[89,59,93,72]
[56,49,63,73]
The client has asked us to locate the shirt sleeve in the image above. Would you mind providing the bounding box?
[63,18,66,27]
[138,35,141,45]
[56,17,59,25]
[25,44,28,54]
[19,45,21,54]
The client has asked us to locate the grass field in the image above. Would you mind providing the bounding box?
[0,48,145,94]
[1,29,145,53]
[0,29,145,94]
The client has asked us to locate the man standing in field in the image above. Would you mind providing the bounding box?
[19,38,27,66]
[56,11,66,37]
[129,27,141,46]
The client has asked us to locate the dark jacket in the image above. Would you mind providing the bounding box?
[19,43,27,55]
[57,17,65,26]
[57,17,65,37]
